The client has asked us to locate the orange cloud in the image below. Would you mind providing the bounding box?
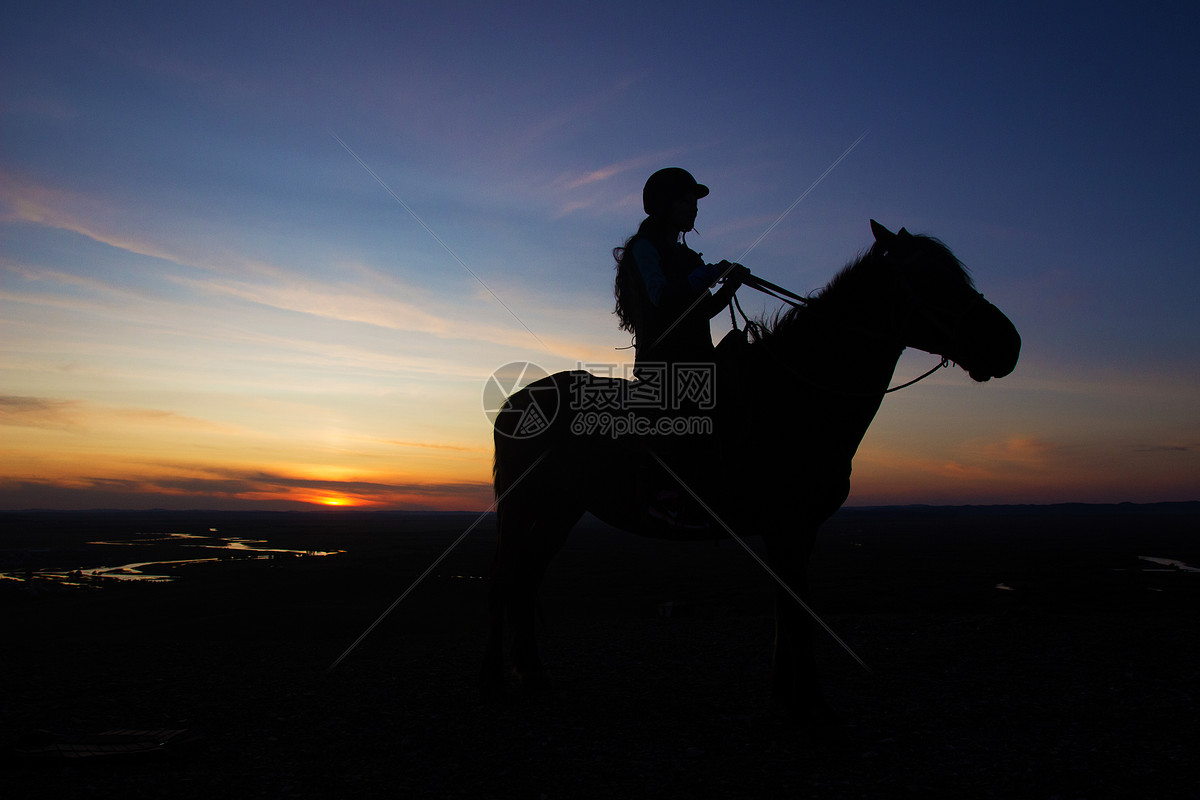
[977,436,1056,468]
[0,464,494,511]
[850,429,1197,506]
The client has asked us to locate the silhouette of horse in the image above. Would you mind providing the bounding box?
[483,221,1021,724]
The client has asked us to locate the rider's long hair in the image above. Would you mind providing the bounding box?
[613,216,680,334]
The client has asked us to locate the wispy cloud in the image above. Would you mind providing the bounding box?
[0,396,81,430]
[168,272,453,336]
[548,148,688,219]
[369,438,486,453]
[166,267,609,363]
[0,171,181,264]
[1,177,604,366]
[0,394,234,433]
[1133,442,1198,454]
[562,152,672,191]
[517,73,644,149]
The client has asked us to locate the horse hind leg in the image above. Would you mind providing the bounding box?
[763,531,840,729]
[483,499,580,698]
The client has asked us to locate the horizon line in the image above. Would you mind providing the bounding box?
[3,500,1197,515]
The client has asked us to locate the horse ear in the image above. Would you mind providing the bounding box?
[897,227,911,240]
[870,219,894,245]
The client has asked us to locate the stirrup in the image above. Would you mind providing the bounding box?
[648,493,709,532]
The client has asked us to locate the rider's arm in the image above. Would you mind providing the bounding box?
[699,261,749,319]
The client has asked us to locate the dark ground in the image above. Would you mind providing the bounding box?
[2,504,1198,799]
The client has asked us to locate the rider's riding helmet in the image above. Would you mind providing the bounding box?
[642,167,709,218]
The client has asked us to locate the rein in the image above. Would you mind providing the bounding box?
[882,356,950,393]
[741,273,808,307]
[728,271,951,394]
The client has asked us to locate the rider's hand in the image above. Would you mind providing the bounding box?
[717,261,750,285]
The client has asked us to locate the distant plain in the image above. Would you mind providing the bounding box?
[3,504,1198,798]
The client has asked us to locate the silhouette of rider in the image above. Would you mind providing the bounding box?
[613,168,748,529]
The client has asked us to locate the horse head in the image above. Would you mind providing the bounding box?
[870,220,1021,382]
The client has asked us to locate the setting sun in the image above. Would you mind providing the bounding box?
[314,496,362,508]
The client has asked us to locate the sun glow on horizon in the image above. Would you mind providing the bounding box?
[315,496,358,507]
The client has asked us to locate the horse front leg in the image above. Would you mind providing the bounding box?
[763,530,836,727]
[483,535,550,696]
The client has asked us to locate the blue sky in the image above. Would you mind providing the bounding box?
[2,1,1197,509]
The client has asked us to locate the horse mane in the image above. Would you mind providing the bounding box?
[749,234,972,344]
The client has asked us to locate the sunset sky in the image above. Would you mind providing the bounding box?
[2,2,1197,511]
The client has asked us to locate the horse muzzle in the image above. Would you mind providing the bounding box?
[954,300,1021,381]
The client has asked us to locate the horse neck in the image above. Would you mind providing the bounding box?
[755,305,904,456]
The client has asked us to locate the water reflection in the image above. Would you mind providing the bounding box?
[1137,555,1200,573]
[1,531,343,589]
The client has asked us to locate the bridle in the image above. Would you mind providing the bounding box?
[729,245,986,395]
[875,242,987,353]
